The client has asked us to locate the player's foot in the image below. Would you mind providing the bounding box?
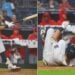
[62,58,68,66]
[6,58,21,71]
[43,59,48,65]
[68,63,73,67]
[8,65,21,71]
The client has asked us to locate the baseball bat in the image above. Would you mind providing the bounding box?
[23,14,38,21]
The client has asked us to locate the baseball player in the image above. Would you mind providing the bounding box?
[0,17,20,70]
[43,28,68,65]
[28,28,37,64]
[43,22,75,66]
[0,33,21,70]
[40,12,57,26]
[10,29,25,60]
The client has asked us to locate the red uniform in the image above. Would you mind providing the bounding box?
[57,9,67,25]
[28,28,37,56]
[0,34,9,39]
[70,37,75,45]
[28,33,37,40]
[40,12,57,26]
[5,47,12,58]
[10,30,25,59]
[10,32,22,39]
[40,11,68,26]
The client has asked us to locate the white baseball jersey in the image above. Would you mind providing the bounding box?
[43,28,69,65]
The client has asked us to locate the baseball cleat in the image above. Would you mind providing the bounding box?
[43,59,48,65]
[8,65,21,71]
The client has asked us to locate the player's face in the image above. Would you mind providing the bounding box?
[49,0,54,3]
[62,0,68,3]
[63,14,67,20]
[44,16,49,21]
[33,31,37,35]
[13,30,19,34]
[53,30,62,41]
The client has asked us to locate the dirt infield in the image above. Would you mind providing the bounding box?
[38,61,75,70]
[0,69,37,75]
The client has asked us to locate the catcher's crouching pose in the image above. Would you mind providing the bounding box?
[43,26,75,66]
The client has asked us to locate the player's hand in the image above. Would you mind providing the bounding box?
[61,21,70,29]
[0,26,5,30]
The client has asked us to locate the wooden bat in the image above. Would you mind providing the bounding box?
[23,14,38,21]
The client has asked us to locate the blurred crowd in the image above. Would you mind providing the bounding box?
[39,9,68,26]
[38,0,74,9]
[38,0,75,26]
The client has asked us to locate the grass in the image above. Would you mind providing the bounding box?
[38,69,75,75]
[38,60,75,75]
